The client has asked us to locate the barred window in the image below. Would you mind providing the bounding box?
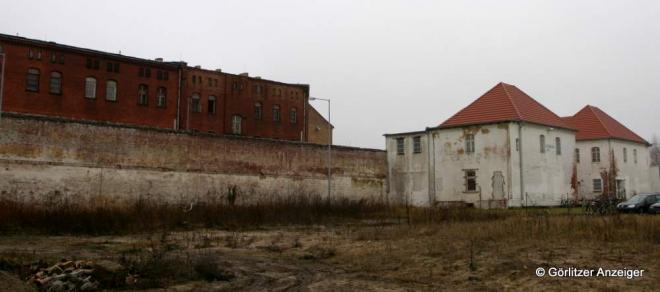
[464,170,477,192]
[138,84,148,105]
[290,107,297,124]
[49,71,62,94]
[413,136,422,154]
[84,77,97,98]
[465,134,475,154]
[593,179,602,193]
[396,138,404,155]
[26,68,40,92]
[592,147,600,162]
[105,80,117,101]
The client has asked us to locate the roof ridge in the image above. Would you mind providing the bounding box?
[587,106,614,137]
[500,83,524,120]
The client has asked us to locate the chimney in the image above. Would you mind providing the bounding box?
[215,68,222,72]
[194,65,201,69]
[155,57,163,62]
[254,76,261,79]
[239,72,249,77]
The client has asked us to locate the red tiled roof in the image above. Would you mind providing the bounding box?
[439,82,574,130]
[561,105,648,145]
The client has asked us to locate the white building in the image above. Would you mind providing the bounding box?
[385,83,576,207]
[562,105,654,199]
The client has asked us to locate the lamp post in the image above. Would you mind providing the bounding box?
[309,97,331,199]
[0,49,5,122]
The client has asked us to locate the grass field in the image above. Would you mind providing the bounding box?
[0,198,658,291]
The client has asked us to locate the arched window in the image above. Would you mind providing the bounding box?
[156,87,167,107]
[273,105,281,122]
[232,115,242,134]
[49,71,62,94]
[591,147,600,163]
[290,107,298,124]
[105,80,117,101]
[84,77,97,98]
[191,93,201,112]
[539,135,546,153]
[208,96,216,114]
[137,84,148,105]
[254,102,263,120]
[26,68,40,92]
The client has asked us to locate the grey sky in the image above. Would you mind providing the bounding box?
[1,0,659,149]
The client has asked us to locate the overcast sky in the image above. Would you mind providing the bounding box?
[1,0,659,149]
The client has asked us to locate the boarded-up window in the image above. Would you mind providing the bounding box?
[593,178,602,193]
[465,134,475,154]
[413,136,422,154]
[396,138,404,155]
[465,169,477,192]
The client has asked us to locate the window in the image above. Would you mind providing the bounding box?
[137,84,148,105]
[26,68,40,92]
[464,170,477,192]
[106,62,114,72]
[413,136,422,154]
[164,72,169,80]
[105,80,117,101]
[156,87,167,107]
[145,68,151,78]
[58,55,65,64]
[84,77,96,98]
[254,102,263,120]
[273,105,281,122]
[50,52,57,63]
[208,96,216,114]
[157,71,163,80]
[255,84,263,94]
[575,148,580,163]
[232,115,242,134]
[623,148,628,163]
[93,60,99,70]
[555,137,561,155]
[515,138,520,151]
[86,58,92,69]
[139,68,145,77]
[465,134,475,154]
[396,138,404,155]
[539,135,546,153]
[207,77,212,86]
[593,179,603,193]
[290,107,297,124]
[191,94,201,113]
[191,74,196,84]
[633,149,637,164]
[591,147,600,162]
[49,71,62,94]
[113,63,119,73]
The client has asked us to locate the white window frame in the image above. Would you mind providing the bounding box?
[84,77,97,99]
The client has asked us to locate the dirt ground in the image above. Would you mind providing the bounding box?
[0,213,658,291]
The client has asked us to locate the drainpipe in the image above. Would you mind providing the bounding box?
[426,130,433,205]
[518,122,525,207]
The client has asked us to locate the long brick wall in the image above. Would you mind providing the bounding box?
[0,114,386,205]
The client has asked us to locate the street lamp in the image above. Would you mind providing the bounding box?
[309,97,331,199]
[0,48,5,122]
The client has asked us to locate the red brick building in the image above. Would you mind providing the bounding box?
[0,33,328,143]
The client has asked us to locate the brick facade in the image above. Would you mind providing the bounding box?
[0,34,325,142]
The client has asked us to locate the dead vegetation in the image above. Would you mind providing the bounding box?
[0,197,658,291]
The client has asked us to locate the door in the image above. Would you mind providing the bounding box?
[616,179,626,199]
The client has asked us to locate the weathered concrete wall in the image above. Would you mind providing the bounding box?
[385,132,429,205]
[0,114,386,205]
[574,139,652,199]
[508,123,575,207]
